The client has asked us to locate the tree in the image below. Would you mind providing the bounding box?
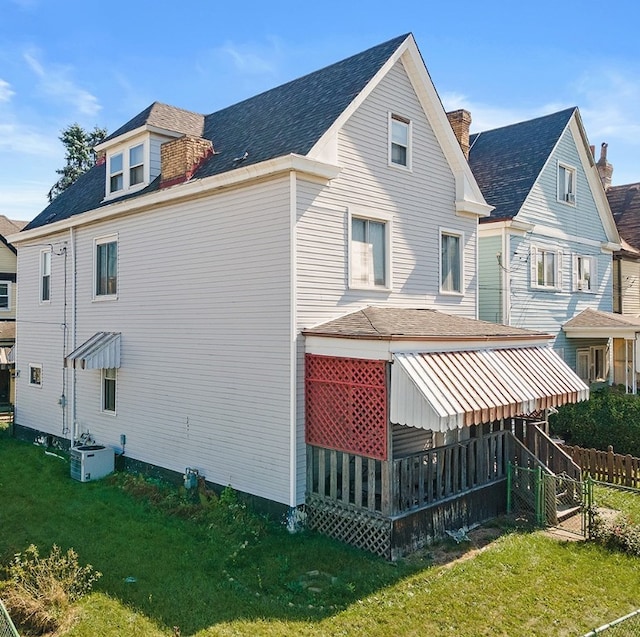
[47,123,108,202]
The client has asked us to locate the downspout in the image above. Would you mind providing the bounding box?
[69,227,77,442]
[289,170,297,509]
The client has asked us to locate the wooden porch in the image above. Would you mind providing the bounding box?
[306,418,580,559]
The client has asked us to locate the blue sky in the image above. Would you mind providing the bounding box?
[1,0,639,221]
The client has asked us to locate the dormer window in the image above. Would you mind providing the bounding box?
[109,153,124,193]
[105,141,147,199]
[129,144,144,186]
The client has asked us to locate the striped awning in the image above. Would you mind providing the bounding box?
[65,332,121,370]
[391,347,589,432]
[0,346,13,368]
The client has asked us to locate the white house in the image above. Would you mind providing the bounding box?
[10,34,587,557]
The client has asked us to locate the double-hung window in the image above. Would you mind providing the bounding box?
[440,230,463,294]
[351,216,388,288]
[95,236,118,298]
[109,153,124,193]
[558,163,576,204]
[574,254,595,292]
[531,246,562,290]
[0,282,9,310]
[102,368,116,413]
[389,114,411,169]
[129,144,144,186]
[40,249,51,302]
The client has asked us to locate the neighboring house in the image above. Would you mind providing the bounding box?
[467,109,621,385]
[0,215,27,407]
[9,34,587,558]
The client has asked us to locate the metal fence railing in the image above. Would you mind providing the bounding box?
[581,608,640,636]
[0,599,19,637]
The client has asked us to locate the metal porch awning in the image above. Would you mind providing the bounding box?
[391,347,589,433]
[64,332,121,370]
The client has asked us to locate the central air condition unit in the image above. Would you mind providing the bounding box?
[70,445,115,482]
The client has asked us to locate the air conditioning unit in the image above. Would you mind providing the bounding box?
[70,445,115,482]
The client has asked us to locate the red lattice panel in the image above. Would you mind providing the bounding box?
[305,354,388,460]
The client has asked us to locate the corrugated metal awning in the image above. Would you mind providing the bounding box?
[391,347,589,432]
[65,332,121,370]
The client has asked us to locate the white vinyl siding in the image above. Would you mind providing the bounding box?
[616,259,640,314]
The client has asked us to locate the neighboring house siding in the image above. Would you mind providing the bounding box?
[618,259,640,315]
[0,244,16,272]
[16,177,295,506]
[478,234,502,323]
[294,60,478,500]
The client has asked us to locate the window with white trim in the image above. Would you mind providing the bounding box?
[102,368,116,413]
[94,236,118,298]
[29,364,42,387]
[531,246,563,290]
[574,254,596,292]
[0,282,10,310]
[106,142,146,197]
[440,230,463,294]
[40,249,51,302]
[577,346,608,383]
[350,216,388,288]
[389,114,411,169]
[558,163,576,204]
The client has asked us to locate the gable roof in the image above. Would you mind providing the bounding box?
[607,183,640,253]
[468,108,576,221]
[25,34,410,232]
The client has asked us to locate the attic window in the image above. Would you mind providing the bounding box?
[558,163,576,204]
[389,113,411,169]
[109,153,123,193]
[129,144,144,186]
[105,142,147,199]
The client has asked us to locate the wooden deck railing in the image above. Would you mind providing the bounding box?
[560,444,640,488]
[523,424,581,480]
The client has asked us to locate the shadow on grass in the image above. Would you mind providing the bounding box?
[1,432,453,634]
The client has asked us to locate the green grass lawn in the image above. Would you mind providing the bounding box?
[1,430,640,636]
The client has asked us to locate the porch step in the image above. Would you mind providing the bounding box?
[557,504,580,522]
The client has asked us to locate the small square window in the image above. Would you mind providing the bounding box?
[29,364,42,387]
[440,231,463,293]
[558,164,576,204]
[389,114,411,169]
[102,368,116,412]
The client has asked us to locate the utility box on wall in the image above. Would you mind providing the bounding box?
[70,445,115,482]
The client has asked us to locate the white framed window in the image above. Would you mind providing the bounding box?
[94,235,118,299]
[40,249,51,303]
[440,229,463,294]
[558,163,576,204]
[576,346,608,383]
[106,141,147,198]
[0,282,10,311]
[573,254,596,292]
[389,113,411,169]
[29,363,42,387]
[531,246,563,290]
[576,349,590,381]
[109,152,124,193]
[349,210,391,289]
[129,144,144,186]
[102,368,116,413]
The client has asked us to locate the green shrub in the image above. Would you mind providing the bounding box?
[549,386,640,456]
[590,512,640,557]
[0,544,101,635]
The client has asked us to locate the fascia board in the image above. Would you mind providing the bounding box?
[9,154,341,245]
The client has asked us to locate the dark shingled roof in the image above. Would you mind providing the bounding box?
[25,34,409,231]
[303,306,551,339]
[607,183,640,253]
[468,107,576,222]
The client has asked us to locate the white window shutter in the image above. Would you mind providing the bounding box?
[557,250,564,290]
[572,254,578,291]
[530,246,537,288]
[591,257,597,291]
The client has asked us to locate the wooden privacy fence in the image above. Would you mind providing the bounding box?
[560,444,640,489]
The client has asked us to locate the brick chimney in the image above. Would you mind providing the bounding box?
[160,135,213,188]
[596,142,613,191]
[446,109,472,159]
